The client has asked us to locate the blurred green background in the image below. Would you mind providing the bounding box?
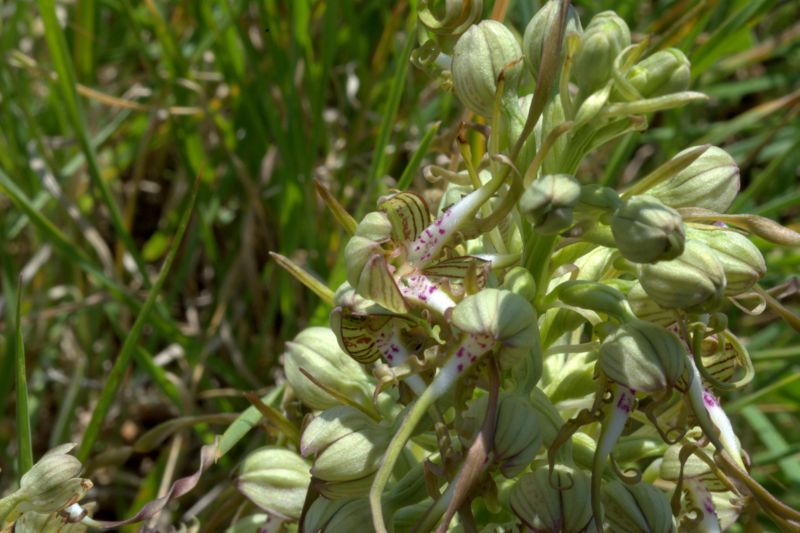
[0,0,798,529]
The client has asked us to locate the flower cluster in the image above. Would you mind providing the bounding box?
[236,1,800,531]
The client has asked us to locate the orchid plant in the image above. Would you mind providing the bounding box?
[8,1,800,532]
[249,1,800,531]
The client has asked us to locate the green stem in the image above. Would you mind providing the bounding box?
[370,385,438,533]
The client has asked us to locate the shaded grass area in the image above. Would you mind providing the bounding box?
[0,0,798,528]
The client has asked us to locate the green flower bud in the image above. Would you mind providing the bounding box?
[301,406,390,483]
[510,465,595,533]
[573,12,631,95]
[15,444,92,516]
[611,195,685,264]
[451,20,523,117]
[501,266,536,303]
[686,227,765,295]
[626,48,690,98]
[648,146,740,213]
[602,480,675,533]
[522,0,582,80]
[236,447,311,520]
[284,327,373,411]
[520,174,581,234]
[637,240,726,311]
[599,320,686,392]
[493,393,543,477]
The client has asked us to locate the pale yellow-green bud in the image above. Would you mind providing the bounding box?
[510,465,595,532]
[599,319,686,392]
[637,240,726,311]
[611,195,685,264]
[236,447,311,521]
[648,146,740,213]
[15,444,92,517]
[301,406,390,483]
[522,0,582,80]
[686,226,765,295]
[452,20,523,117]
[573,11,630,95]
[283,326,373,411]
[520,174,581,234]
[602,480,675,533]
[626,48,690,98]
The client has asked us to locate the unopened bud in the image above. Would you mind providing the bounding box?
[510,465,595,533]
[602,480,675,533]
[520,174,581,234]
[284,327,374,411]
[493,393,543,477]
[301,406,390,484]
[599,319,686,392]
[637,240,726,311]
[573,12,630,95]
[686,227,765,295]
[15,444,92,516]
[648,146,740,213]
[237,447,310,521]
[501,267,536,303]
[523,0,582,80]
[611,195,685,264]
[627,48,690,98]
[452,20,523,117]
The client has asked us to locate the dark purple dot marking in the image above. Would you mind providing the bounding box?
[457,364,464,372]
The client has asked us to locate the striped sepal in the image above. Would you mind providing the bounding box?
[422,256,489,287]
[699,329,753,388]
[379,192,430,243]
[356,254,408,314]
[330,307,403,365]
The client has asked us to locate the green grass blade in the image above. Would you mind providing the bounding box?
[13,275,33,476]
[76,177,201,462]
